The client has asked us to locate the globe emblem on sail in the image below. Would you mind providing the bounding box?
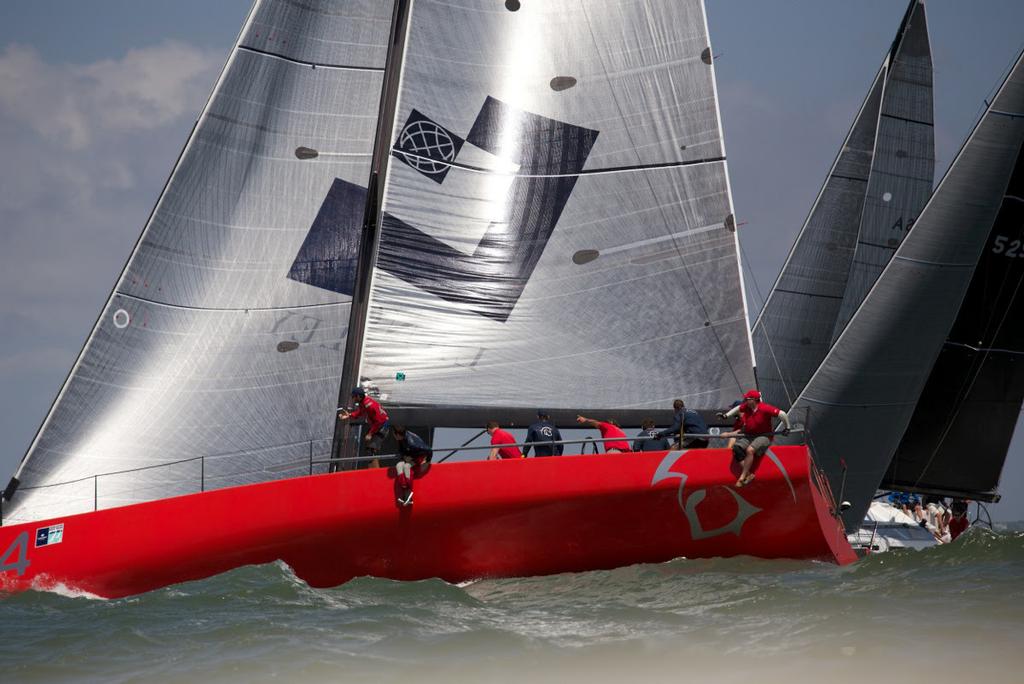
[398,119,457,175]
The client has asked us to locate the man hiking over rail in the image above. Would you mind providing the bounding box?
[393,425,432,507]
[721,390,790,488]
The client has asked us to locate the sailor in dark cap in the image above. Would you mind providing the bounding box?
[523,410,563,457]
[338,387,390,468]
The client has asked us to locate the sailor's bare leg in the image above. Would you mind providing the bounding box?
[737,446,755,486]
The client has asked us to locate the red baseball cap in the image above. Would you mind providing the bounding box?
[743,389,761,400]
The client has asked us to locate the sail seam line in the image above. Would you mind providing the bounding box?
[857,239,898,249]
[880,112,933,127]
[893,255,975,267]
[392,149,726,178]
[829,173,869,183]
[774,288,844,300]
[114,292,347,313]
[237,45,385,72]
[989,108,1024,118]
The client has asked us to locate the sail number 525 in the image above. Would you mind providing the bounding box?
[991,235,1024,257]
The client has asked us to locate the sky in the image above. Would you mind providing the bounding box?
[1,1,1023,519]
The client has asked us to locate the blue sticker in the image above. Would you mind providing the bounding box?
[34,523,64,548]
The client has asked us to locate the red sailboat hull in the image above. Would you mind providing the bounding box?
[0,447,855,598]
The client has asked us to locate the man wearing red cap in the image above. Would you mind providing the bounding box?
[722,390,790,487]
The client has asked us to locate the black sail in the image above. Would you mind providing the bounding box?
[883,147,1024,501]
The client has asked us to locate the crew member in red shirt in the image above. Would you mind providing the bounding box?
[486,421,523,459]
[722,389,790,488]
[948,500,970,540]
[576,415,630,453]
[338,387,390,468]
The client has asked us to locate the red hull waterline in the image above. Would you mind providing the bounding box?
[0,447,856,598]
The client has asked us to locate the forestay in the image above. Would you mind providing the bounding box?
[752,0,933,409]
[359,0,755,411]
[783,50,1024,530]
[4,0,396,525]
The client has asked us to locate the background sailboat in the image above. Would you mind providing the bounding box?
[751,0,934,409]
[779,49,1024,529]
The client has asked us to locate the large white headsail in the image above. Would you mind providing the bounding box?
[786,50,1024,529]
[752,0,934,408]
[4,0,396,525]
[359,0,755,411]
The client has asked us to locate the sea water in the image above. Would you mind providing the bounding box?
[1,528,1022,683]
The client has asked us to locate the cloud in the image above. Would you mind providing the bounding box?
[0,39,222,367]
[0,41,220,150]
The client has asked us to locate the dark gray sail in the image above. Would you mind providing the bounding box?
[357,0,756,412]
[752,0,933,408]
[784,50,1024,530]
[830,0,935,343]
[883,148,1024,501]
[3,0,396,525]
[751,69,884,408]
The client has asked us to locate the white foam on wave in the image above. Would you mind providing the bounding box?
[29,574,105,600]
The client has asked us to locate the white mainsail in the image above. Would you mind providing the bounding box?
[359,0,755,411]
[4,0,755,525]
[4,0,396,525]
[752,0,934,408]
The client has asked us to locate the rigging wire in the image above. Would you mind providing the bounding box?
[738,228,798,408]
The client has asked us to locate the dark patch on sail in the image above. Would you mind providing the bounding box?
[505,0,521,11]
[287,178,365,296]
[701,47,713,65]
[392,109,465,184]
[724,214,736,232]
[573,249,600,265]
[377,96,599,322]
[277,340,300,353]
[550,76,577,92]
[295,146,319,160]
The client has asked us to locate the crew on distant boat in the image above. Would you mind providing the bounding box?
[656,399,709,449]
[393,425,432,507]
[633,419,670,452]
[486,422,523,459]
[337,387,390,468]
[721,390,790,488]
[523,410,563,457]
[948,500,970,540]
[576,415,630,453]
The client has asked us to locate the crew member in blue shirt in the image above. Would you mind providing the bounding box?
[523,410,563,457]
[656,399,709,448]
[633,418,671,452]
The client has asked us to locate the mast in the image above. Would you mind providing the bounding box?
[334,0,412,459]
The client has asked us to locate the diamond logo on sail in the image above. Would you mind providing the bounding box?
[392,109,465,183]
